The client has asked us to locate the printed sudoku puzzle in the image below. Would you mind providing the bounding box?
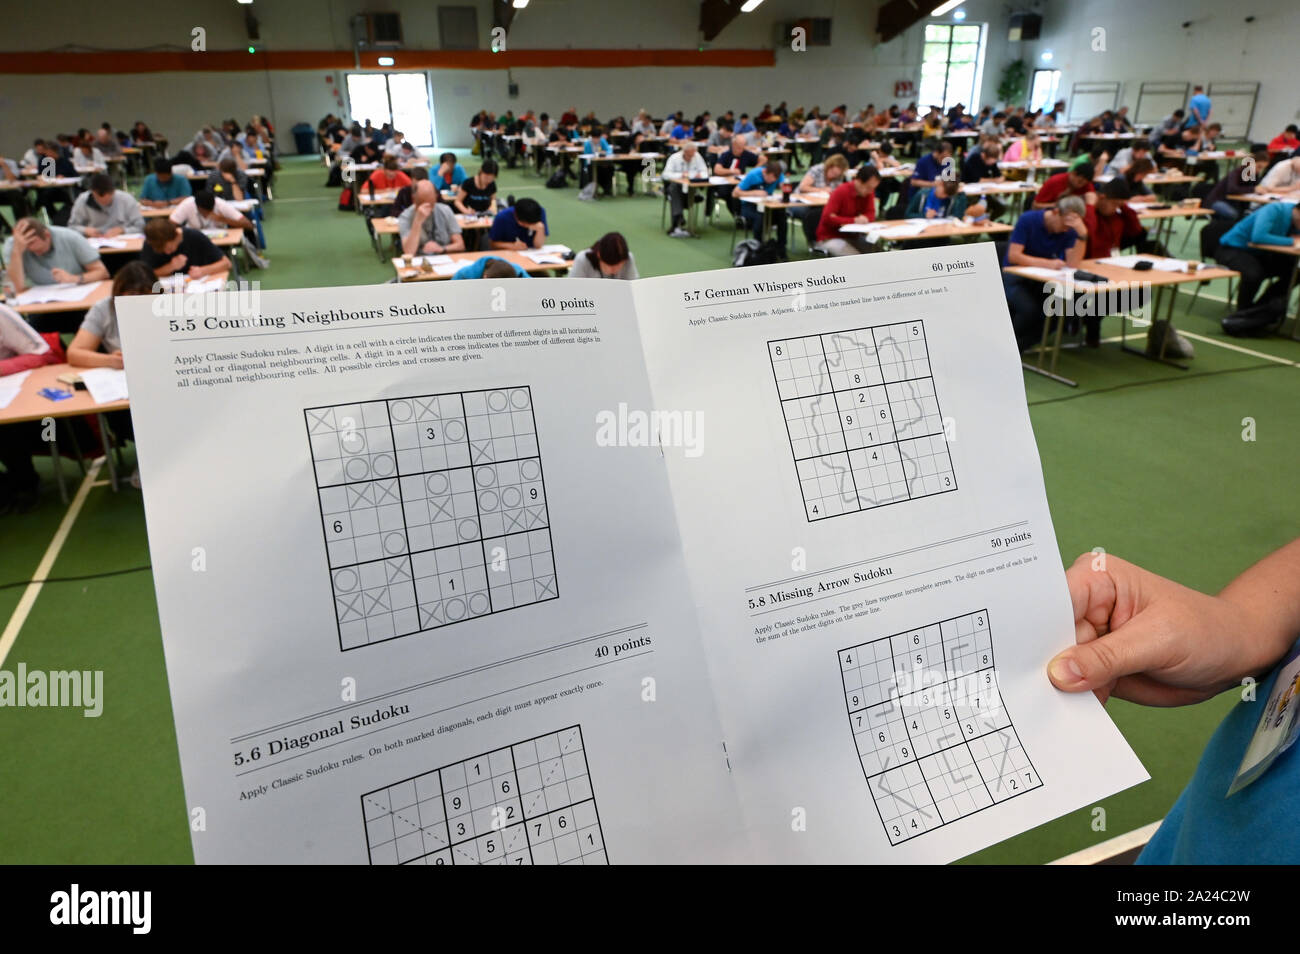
[306,387,557,651]
[361,725,607,864]
[767,321,956,522]
[838,610,1042,845]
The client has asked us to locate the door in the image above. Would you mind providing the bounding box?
[345,72,435,147]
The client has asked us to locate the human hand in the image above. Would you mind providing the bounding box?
[84,227,101,238]
[11,222,32,251]
[169,254,188,272]
[108,350,125,370]
[415,202,434,219]
[1047,552,1277,706]
[50,268,78,283]
[103,227,124,237]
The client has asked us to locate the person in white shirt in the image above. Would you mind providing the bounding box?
[1259,157,1300,195]
[663,142,709,237]
[20,140,43,169]
[169,190,253,231]
[383,131,407,156]
[71,141,106,173]
[631,111,656,138]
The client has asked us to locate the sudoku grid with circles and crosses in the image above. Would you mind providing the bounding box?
[305,387,557,651]
[360,725,607,865]
[838,610,1042,846]
[767,321,957,522]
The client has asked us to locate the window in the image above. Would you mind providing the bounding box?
[918,23,987,112]
[345,72,435,147]
[1029,69,1061,113]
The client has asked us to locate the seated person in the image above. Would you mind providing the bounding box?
[68,260,157,371]
[4,218,108,291]
[71,139,106,173]
[1002,196,1088,350]
[1002,131,1043,163]
[433,151,467,191]
[453,160,498,216]
[1103,141,1151,178]
[909,139,953,202]
[68,173,145,237]
[923,177,983,220]
[208,158,250,201]
[568,232,638,279]
[488,197,548,250]
[815,164,881,256]
[170,189,253,231]
[734,160,788,245]
[398,181,465,257]
[139,217,231,281]
[139,158,193,208]
[1258,156,1300,195]
[365,155,412,193]
[1214,201,1300,311]
[451,257,528,280]
[382,130,407,156]
[390,166,428,218]
[711,135,759,218]
[1268,125,1299,155]
[790,153,849,245]
[663,142,710,238]
[1202,150,1271,220]
[1033,164,1096,209]
[0,304,62,512]
[1123,157,1156,197]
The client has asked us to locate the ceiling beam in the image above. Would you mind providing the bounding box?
[877,0,928,44]
[699,0,742,43]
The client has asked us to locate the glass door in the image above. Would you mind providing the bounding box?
[345,72,435,147]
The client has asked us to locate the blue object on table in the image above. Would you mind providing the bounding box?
[38,387,73,401]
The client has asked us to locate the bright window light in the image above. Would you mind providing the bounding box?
[377,56,394,66]
[237,0,253,5]
[931,0,963,15]
[740,0,765,11]
[512,0,529,8]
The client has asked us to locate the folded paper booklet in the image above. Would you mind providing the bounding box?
[117,244,1146,864]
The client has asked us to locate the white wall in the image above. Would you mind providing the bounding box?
[1,0,1294,154]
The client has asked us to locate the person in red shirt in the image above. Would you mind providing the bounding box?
[1083,178,1144,259]
[559,107,579,127]
[815,164,881,255]
[1033,165,1096,209]
[1268,125,1299,155]
[365,155,412,192]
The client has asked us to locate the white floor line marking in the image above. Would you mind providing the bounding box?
[0,458,104,669]
[1048,820,1164,865]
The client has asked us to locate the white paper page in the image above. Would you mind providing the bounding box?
[79,367,129,404]
[432,263,462,276]
[14,283,93,305]
[0,369,32,409]
[633,246,1147,863]
[89,236,137,249]
[1013,266,1073,281]
[117,281,744,864]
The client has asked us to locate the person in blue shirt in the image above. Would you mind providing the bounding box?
[1001,197,1089,350]
[734,113,756,136]
[139,158,193,208]
[1185,84,1212,129]
[434,152,467,192]
[1047,538,1300,864]
[451,256,529,279]
[909,139,953,203]
[734,160,787,244]
[581,126,617,195]
[669,120,692,142]
[488,197,548,250]
[1214,202,1300,311]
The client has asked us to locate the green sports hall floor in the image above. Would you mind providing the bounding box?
[1,153,1296,864]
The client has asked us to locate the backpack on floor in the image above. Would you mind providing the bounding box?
[732,239,788,268]
[337,187,355,211]
[545,168,569,189]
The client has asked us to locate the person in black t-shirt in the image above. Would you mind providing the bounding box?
[454,160,499,216]
[140,217,230,280]
[710,134,759,219]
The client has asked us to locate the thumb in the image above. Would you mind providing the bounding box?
[1047,617,1166,694]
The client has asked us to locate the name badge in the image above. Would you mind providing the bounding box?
[1228,644,1300,795]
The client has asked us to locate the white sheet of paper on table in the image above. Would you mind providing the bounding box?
[432,262,461,276]
[0,369,32,410]
[79,367,130,404]
[14,283,93,305]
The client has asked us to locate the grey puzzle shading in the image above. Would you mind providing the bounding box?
[306,388,558,651]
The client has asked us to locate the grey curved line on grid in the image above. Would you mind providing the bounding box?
[874,333,911,381]
[897,442,922,495]
[826,331,874,384]
[890,378,927,438]
[816,445,859,506]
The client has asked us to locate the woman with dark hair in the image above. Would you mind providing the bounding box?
[569,232,638,280]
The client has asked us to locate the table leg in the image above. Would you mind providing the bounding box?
[98,413,119,491]
[49,434,67,504]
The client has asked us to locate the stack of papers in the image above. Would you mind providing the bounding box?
[80,367,129,404]
[395,255,453,268]
[185,276,227,294]
[433,263,462,276]
[14,283,93,305]
[520,249,568,265]
[88,233,143,249]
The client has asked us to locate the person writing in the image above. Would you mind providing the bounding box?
[398,181,466,257]
[5,218,108,292]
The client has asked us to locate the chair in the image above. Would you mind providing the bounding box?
[1184,218,1233,314]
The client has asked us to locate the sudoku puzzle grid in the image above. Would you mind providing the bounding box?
[361,725,607,864]
[306,387,557,651]
[767,321,956,522]
[838,610,1042,845]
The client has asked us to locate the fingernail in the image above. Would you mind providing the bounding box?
[1049,655,1084,686]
